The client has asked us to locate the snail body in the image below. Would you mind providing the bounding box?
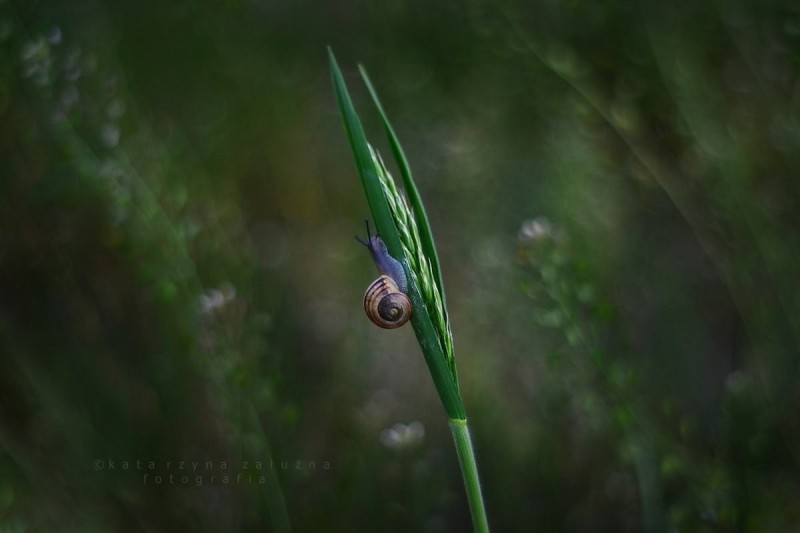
[356,222,413,329]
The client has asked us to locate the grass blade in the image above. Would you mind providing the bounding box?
[329,49,465,419]
[328,48,404,261]
[330,49,485,531]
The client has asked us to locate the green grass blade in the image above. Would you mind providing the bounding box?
[331,50,484,530]
[405,277,466,419]
[358,66,448,307]
[330,50,465,420]
[245,401,292,532]
[451,420,490,533]
[328,48,404,260]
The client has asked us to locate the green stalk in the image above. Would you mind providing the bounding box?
[450,419,490,533]
[329,48,489,532]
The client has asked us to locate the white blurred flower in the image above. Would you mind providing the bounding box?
[197,284,237,315]
[518,216,558,243]
[379,420,425,451]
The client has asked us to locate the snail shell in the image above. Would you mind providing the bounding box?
[364,274,413,329]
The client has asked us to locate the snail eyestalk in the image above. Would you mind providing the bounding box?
[357,223,409,294]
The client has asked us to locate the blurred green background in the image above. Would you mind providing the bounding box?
[2,0,800,531]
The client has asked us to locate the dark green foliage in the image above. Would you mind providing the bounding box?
[1,0,799,531]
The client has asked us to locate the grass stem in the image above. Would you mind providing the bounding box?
[450,419,490,533]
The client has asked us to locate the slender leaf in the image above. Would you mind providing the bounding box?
[328,48,404,261]
[330,50,484,531]
[330,49,465,420]
[405,277,466,419]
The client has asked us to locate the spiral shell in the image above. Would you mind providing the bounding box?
[364,275,413,329]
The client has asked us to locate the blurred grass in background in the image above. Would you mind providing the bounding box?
[1,0,799,531]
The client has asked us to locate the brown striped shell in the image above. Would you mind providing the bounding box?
[364,275,413,329]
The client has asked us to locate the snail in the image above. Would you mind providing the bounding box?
[356,221,413,329]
